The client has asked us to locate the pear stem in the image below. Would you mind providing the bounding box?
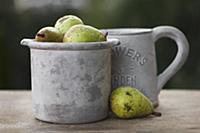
[104,32,108,38]
[152,111,162,117]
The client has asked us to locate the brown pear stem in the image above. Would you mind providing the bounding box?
[104,32,108,38]
[152,111,162,117]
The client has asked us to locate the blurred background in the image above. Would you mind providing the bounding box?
[0,0,199,89]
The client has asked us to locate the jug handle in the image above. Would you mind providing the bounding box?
[152,26,189,94]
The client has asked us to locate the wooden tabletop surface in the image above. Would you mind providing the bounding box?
[0,90,199,133]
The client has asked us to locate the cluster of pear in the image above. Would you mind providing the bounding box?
[110,86,161,119]
[35,15,106,43]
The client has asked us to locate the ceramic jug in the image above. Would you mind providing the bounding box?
[103,26,189,106]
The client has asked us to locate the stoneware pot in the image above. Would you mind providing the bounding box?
[102,26,189,107]
[21,39,119,124]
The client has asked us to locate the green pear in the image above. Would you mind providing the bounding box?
[55,15,83,34]
[35,27,63,42]
[110,86,161,119]
[63,25,107,42]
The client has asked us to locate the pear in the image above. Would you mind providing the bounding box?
[110,86,161,119]
[63,25,107,42]
[35,27,63,42]
[55,15,83,34]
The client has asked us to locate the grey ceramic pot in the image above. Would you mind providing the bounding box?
[21,39,119,124]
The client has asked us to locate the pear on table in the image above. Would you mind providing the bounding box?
[63,25,107,43]
[110,86,161,119]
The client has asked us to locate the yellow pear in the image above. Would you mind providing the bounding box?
[55,15,83,34]
[35,27,63,42]
[63,25,107,43]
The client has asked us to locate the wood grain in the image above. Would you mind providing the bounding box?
[0,90,199,133]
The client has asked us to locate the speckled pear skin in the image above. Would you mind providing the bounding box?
[110,86,154,118]
[63,25,106,42]
[35,27,63,42]
[55,15,83,34]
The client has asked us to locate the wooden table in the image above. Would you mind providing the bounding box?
[0,90,199,133]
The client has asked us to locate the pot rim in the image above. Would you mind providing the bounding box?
[20,38,120,50]
[101,28,152,35]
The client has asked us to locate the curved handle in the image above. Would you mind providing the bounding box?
[152,26,189,94]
